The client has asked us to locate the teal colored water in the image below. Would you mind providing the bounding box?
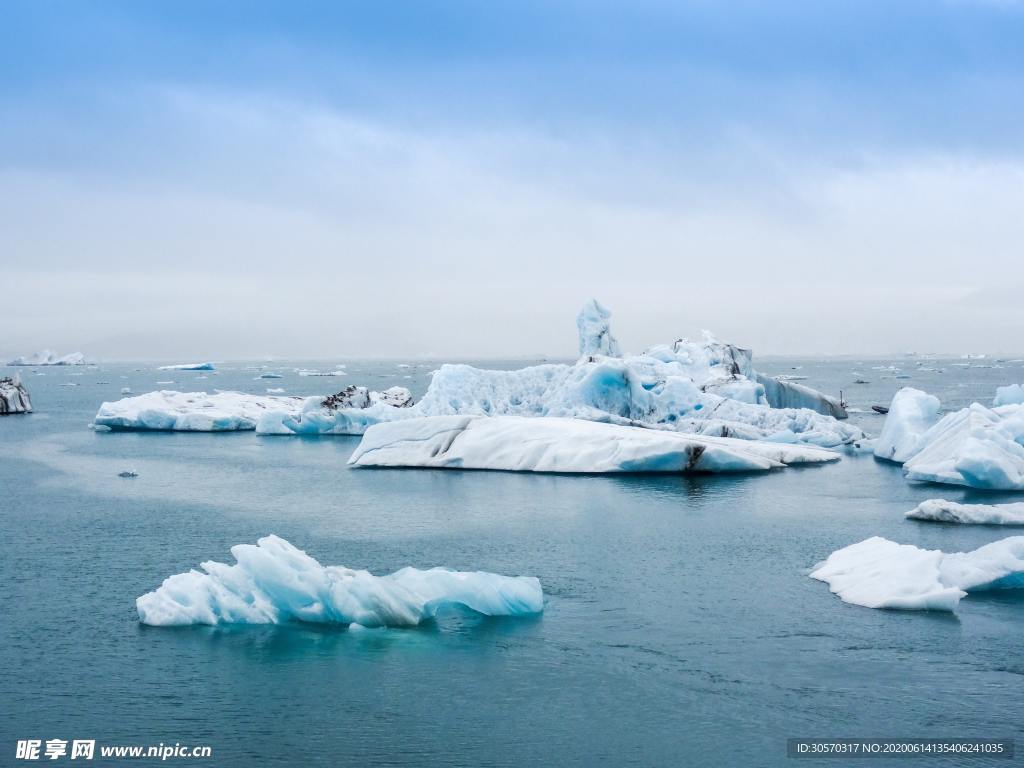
[2,358,1023,766]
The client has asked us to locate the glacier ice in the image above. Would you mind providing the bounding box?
[810,535,1024,611]
[136,535,544,627]
[873,388,941,462]
[577,298,621,358]
[907,499,1024,525]
[8,350,86,366]
[256,386,415,435]
[0,375,32,414]
[348,415,839,474]
[874,386,1024,490]
[157,362,215,371]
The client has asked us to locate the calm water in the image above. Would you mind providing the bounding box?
[2,357,1023,766]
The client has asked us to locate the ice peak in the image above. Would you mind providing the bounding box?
[577,298,621,358]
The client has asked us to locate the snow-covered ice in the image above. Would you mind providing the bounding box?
[8,350,86,366]
[157,362,215,371]
[256,386,415,435]
[907,499,1024,525]
[136,534,544,627]
[0,375,32,414]
[811,535,1024,611]
[348,415,838,474]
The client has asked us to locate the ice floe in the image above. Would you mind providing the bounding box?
[8,350,86,366]
[873,388,941,462]
[811,535,1024,611]
[136,534,543,627]
[94,390,305,431]
[907,499,1024,525]
[256,386,415,435]
[348,415,838,474]
[157,362,215,371]
[0,375,32,414]
[994,384,1024,407]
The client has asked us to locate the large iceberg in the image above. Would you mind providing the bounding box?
[136,534,543,627]
[874,386,1024,490]
[157,362,215,371]
[94,301,860,447]
[810,535,1024,611]
[8,350,86,366]
[0,375,32,414]
[907,499,1024,525]
[348,415,839,474]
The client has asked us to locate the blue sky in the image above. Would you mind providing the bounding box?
[2,1,1023,358]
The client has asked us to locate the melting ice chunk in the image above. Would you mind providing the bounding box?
[137,535,544,627]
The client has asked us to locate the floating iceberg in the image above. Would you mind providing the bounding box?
[0,375,32,414]
[348,415,838,474]
[96,301,859,447]
[873,388,941,462]
[136,535,543,627]
[8,350,86,366]
[994,384,1024,407]
[810,535,1024,611]
[94,390,305,431]
[907,499,1024,525]
[874,386,1024,490]
[157,362,215,371]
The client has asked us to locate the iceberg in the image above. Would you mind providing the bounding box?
[157,362,215,371]
[810,535,1024,611]
[873,387,941,462]
[94,390,305,431]
[256,386,414,435]
[0,375,32,414]
[907,499,1024,525]
[8,350,86,366]
[348,415,839,474]
[136,535,543,627]
[994,384,1024,407]
[874,386,1024,490]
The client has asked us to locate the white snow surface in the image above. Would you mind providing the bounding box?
[8,350,86,366]
[811,535,1024,611]
[907,499,1024,525]
[157,362,215,371]
[348,415,838,474]
[136,534,543,627]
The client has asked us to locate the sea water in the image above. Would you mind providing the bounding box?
[1,358,1022,766]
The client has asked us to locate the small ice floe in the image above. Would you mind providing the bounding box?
[118,470,138,478]
[266,387,286,394]
[136,535,544,627]
[348,415,838,474]
[994,384,1024,407]
[60,382,79,387]
[157,362,215,371]
[811,535,1024,611]
[259,372,283,379]
[907,499,1024,526]
[155,381,175,385]
[121,387,133,395]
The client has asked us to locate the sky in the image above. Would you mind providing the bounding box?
[2,0,1023,359]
